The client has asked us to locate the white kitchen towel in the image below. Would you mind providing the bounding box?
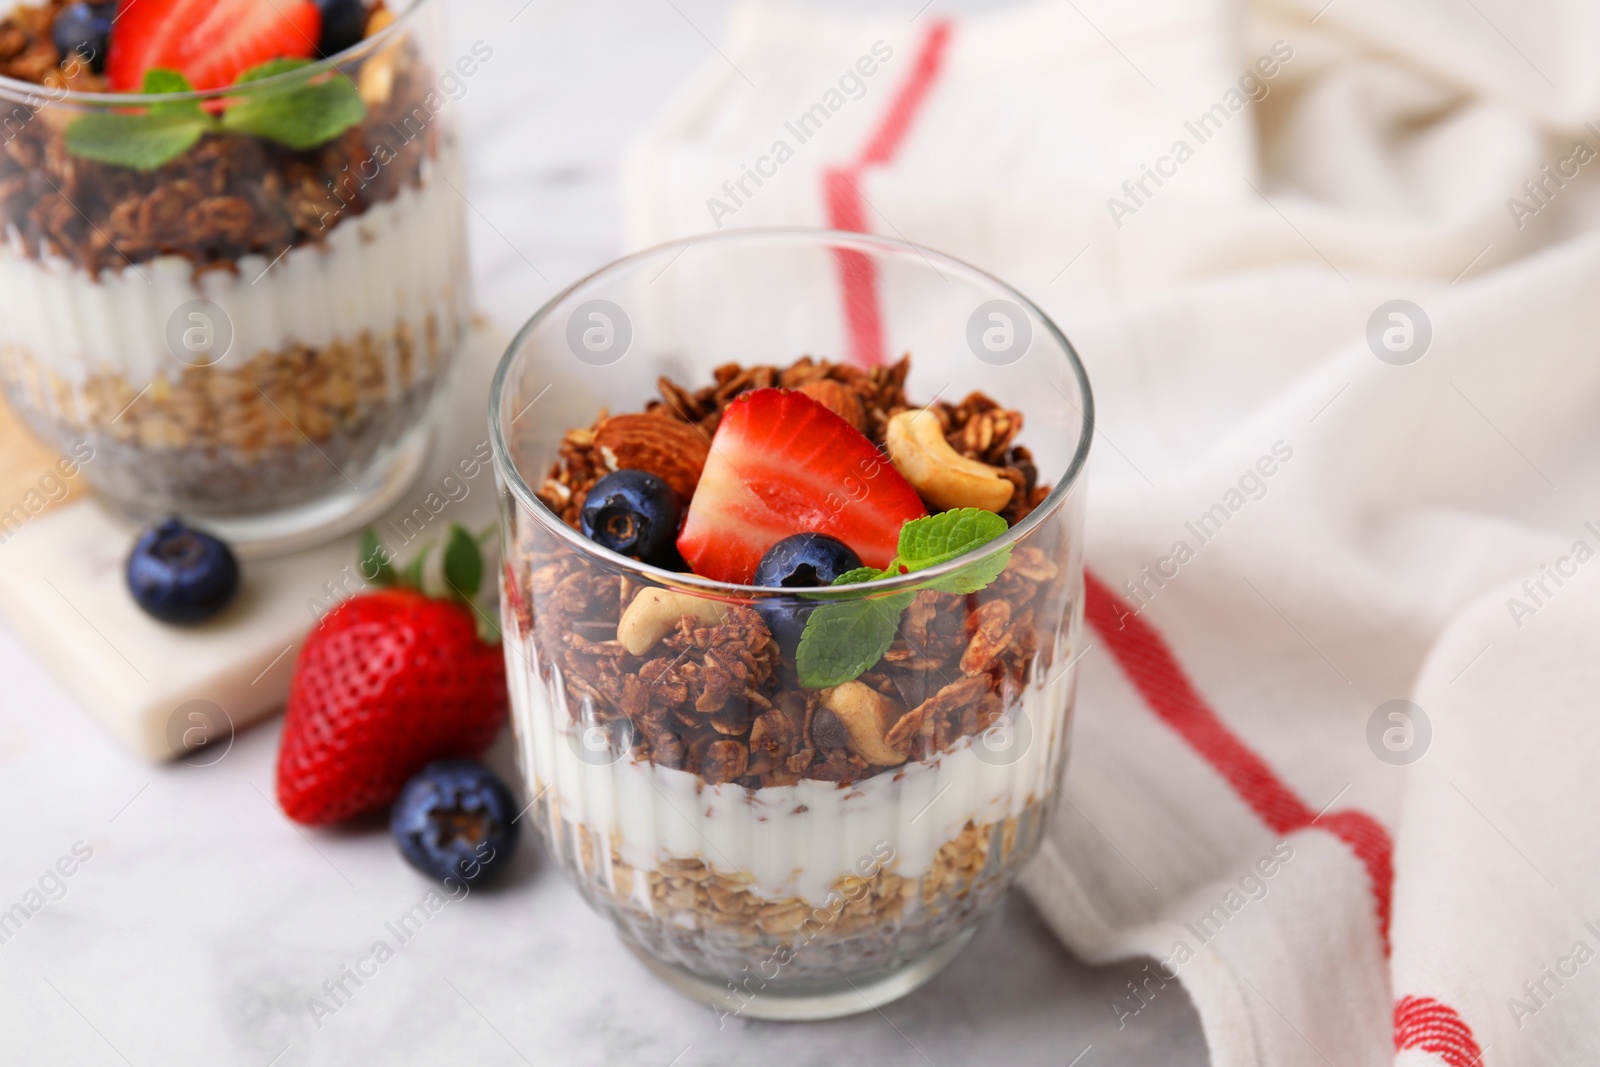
[622,1,1600,1064]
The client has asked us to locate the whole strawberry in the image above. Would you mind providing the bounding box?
[276,526,508,826]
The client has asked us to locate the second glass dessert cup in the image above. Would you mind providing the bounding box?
[0,0,470,552]
[491,229,1092,1019]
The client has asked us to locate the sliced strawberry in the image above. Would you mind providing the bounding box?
[107,0,215,92]
[677,388,928,584]
[108,0,321,93]
[176,0,321,90]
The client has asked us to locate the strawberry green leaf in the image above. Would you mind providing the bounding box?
[443,523,484,602]
[358,529,397,587]
[474,603,502,646]
[400,543,431,591]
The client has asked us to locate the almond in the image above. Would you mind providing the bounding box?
[592,413,711,502]
[798,379,867,432]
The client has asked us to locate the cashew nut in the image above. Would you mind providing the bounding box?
[617,588,730,656]
[885,409,1014,513]
[821,682,908,766]
[358,9,400,104]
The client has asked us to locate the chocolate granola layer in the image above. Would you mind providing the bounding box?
[507,355,1072,791]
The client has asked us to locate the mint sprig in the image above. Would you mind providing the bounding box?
[221,59,367,151]
[65,61,366,171]
[794,509,1012,689]
[65,70,212,170]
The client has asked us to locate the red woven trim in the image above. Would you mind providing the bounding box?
[1083,571,1394,952]
[821,20,953,367]
[1394,995,1485,1066]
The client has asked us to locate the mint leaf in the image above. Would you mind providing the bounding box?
[442,523,484,601]
[795,566,886,602]
[833,566,884,586]
[795,509,1014,686]
[928,544,1013,595]
[897,509,1009,571]
[359,529,396,587]
[141,69,203,114]
[65,111,208,170]
[221,65,366,151]
[796,591,914,689]
[233,58,315,84]
[65,71,212,171]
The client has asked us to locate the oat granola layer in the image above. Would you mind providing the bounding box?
[539,800,1046,988]
[1,314,444,511]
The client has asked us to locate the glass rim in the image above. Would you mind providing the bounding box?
[0,0,430,106]
[489,227,1095,597]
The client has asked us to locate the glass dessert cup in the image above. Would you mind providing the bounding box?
[491,229,1092,1020]
[0,0,471,552]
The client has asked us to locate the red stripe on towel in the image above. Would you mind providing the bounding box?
[1394,995,1485,1066]
[1083,571,1394,952]
[822,20,953,367]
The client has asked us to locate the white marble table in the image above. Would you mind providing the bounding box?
[0,0,1208,1062]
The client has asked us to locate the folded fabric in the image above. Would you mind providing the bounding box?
[624,1,1600,1062]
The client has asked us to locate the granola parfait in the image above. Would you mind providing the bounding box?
[0,0,470,548]
[492,231,1092,1019]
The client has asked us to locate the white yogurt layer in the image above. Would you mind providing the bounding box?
[0,144,468,388]
[508,648,1077,906]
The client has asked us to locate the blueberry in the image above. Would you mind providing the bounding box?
[314,0,368,58]
[754,533,863,588]
[391,760,520,887]
[126,519,240,625]
[52,2,115,74]
[579,470,680,565]
[752,533,863,651]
